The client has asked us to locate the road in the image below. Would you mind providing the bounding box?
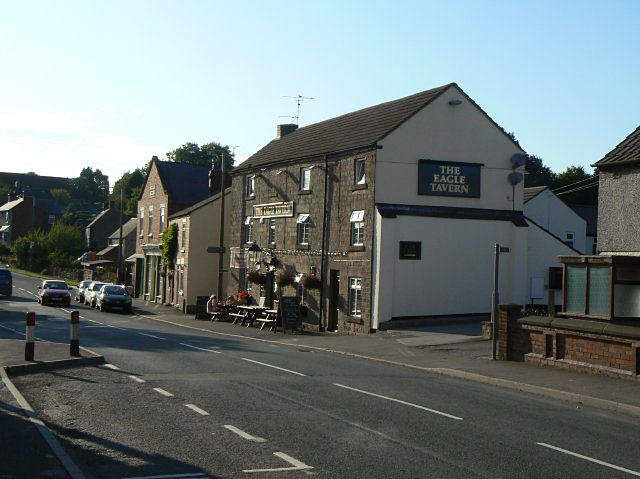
[2,272,640,478]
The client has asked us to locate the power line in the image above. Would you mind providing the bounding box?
[555,181,599,196]
[551,175,599,193]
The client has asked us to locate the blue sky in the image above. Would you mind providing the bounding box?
[1,0,638,184]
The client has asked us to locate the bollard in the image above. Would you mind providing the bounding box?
[25,312,35,361]
[70,311,80,357]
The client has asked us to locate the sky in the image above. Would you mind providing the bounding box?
[1,0,639,185]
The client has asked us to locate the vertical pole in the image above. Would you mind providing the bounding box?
[118,187,124,284]
[492,243,500,360]
[25,312,35,361]
[217,152,226,299]
[70,311,80,356]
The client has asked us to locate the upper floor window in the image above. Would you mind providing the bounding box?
[300,167,311,191]
[350,210,365,246]
[181,219,187,247]
[150,184,156,198]
[48,215,56,225]
[349,277,363,317]
[247,176,255,197]
[160,205,166,233]
[148,206,154,235]
[297,214,310,245]
[565,232,575,249]
[244,217,254,243]
[139,208,144,237]
[268,219,276,245]
[354,159,366,185]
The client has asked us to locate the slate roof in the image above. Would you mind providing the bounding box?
[108,218,137,240]
[523,186,547,203]
[154,160,212,207]
[0,197,62,215]
[169,189,228,220]
[593,125,640,168]
[568,204,598,236]
[234,83,467,172]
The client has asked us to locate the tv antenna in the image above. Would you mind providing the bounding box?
[281,94,314,125]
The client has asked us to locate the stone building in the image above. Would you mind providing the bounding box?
[0,195,62,244]
[229,83,573,332]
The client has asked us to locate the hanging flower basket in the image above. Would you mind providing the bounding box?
[302,275,322,290]
[247,270,267,285]
[236,290,253,305]
[276,271,295,288]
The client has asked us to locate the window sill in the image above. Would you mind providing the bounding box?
[245,195,255,200]
[180,249,185,253]
[148,233,153,237]
[298,190,312,195]
[352,183,368,191]
[346,315,363,324]
[296,244,310,250]
[349,245,365,252]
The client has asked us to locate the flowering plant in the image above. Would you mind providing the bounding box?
[236,290,253,305]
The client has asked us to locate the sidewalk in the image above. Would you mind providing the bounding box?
[133,298,640,417]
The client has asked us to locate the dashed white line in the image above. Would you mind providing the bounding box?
[104,363,120,370]
[138,332,165,340]
[243,452,313,473]
[333,383,463,421]
[241,358,307,376]
[536,443,640,476]
[121,473,208,479]
[179,342,221,353]
[128,375,146,383]
[184,404,209,416]
[223,425,267,443]
[153,388,174,397]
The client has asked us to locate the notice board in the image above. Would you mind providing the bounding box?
[280,296,302,333]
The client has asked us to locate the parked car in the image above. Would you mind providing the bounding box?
[84,281,110,308]
[75,280,93,302]
[37,280,71,306]
[95,285,132,313]
[0,269,12,297]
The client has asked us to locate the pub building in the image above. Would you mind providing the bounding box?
[227,83,575,333]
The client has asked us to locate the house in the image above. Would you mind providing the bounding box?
[0,195,63,244]
[227,83,577,332]
[133,156,227,302]
[523,186,587,253]
[84,202,130,250]
[93,218,138,283]
[167,190,231,313]
[568,204,597,254]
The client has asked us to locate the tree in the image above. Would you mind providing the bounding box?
[13,230,49,271]
[71,167,109,204]
[552,165,598,205]
[525,155,556,187]
[166,142,234,170]
[110,168,145,215]
[160,223,178,272]
[51,189,72,208]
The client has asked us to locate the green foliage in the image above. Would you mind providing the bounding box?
[161,223,179,271]
[51,188,72,208]
[525,155,556,187]
[166,142,235,170]
[276,271,295,288]
[13,230,49,271]
[553,165,598,205]
[0,185,10,207]
[302,275,322,290]
[0,243,11,255]
[12,223,82,271]
[71,167,109,203]
[47,222,83,260]
[111,168,145,216]
[247,270,267,285]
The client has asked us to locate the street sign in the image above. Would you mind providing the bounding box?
[206,246,226,253]
[499,247,510,253]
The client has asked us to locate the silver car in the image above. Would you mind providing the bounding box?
[95,285,132,313]
[75,280,93,302]
[84,281,111,307]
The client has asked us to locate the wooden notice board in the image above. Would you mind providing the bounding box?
[279,296,302,333]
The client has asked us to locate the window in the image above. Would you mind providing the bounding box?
[564,232,575,249]
[244,217,254,244]
[139,208,144,236]
[148,206,154,235]
[300,167,311,191]
[150,184,156,198]
[246,176,255,197]
[160,205,165,233]
[181,219,187,248]
[48,215,56,225]
[354,158,366,185]
[349,277,362,317]
[268,219,276,244]
[297,214,310,245]
[399,241,422,260]
[350,210,364,246]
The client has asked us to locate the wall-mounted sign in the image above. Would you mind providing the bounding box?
[399,241,421,260]
[253,201,294,218]
[418,159,481,198]
[230,247,248,268]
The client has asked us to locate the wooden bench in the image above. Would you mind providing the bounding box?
[209,311,227,322]
[254,310,278,332]
[229,312,246,325]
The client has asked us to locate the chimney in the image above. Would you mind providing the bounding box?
[209,170,232,194]
[277,124,298,138]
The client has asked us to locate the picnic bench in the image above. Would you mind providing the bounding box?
[236,305,268,327]
[254,309,278,331]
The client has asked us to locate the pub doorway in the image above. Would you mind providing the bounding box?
[328,269,340,331]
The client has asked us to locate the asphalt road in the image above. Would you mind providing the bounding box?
[2,272,640,479]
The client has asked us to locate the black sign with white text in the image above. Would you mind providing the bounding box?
[418,160,481,198]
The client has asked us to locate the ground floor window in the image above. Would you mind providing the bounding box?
[349,277,362,317]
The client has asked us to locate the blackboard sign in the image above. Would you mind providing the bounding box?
[280,296,302,333]
[195,296,209,319]
[418,159,481,198]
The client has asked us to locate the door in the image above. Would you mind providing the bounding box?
[328,270,340,331]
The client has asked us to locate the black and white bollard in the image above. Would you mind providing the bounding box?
[25,312,35,361]
[70,311,80,357]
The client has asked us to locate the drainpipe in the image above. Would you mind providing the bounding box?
[318,154,328,332]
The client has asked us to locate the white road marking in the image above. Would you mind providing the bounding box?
[0,323,25,336]
[184,404,209,416]
[153,388,174,397]
[104,363,120,370]
[223,425,267,443]
[121,473,208,479]
[243,452,313,473]
[333,383,463,421]
[138,332,165,340]
[128,375,146,383]
[179,342,221,353]
[537,443,640,476]
[241,358,307,376]
[18,287,25,291]
[61,309,71,313]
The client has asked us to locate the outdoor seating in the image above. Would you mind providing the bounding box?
[254,309,278,332]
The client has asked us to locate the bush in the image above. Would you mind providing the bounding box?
[0,243,11,256]
[13,230,49,271]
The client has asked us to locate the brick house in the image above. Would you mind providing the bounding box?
[133,156,224,302]
[84,202,130,251]
[228,83,572,333]
[0,195,63,244]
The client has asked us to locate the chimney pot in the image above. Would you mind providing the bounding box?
[277,124,298,138]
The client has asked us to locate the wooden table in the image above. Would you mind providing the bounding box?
[254,309,278,332]
[235,305,268,327]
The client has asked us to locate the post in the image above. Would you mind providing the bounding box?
[118,187,124,284]
[217,151,226,299]
[70,311,80,356]
[25,312,35,361]
[491,243,500,360]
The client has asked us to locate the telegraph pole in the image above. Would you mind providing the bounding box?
[118,187,124,284]
[217,151,226,299]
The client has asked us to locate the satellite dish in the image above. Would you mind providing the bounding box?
[510,154,527,168]
[508,172,524,185]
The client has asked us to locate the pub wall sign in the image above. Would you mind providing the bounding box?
[418,159,481,198]
[253,201,295,218]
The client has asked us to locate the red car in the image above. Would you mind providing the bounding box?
[37,280,71,306]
